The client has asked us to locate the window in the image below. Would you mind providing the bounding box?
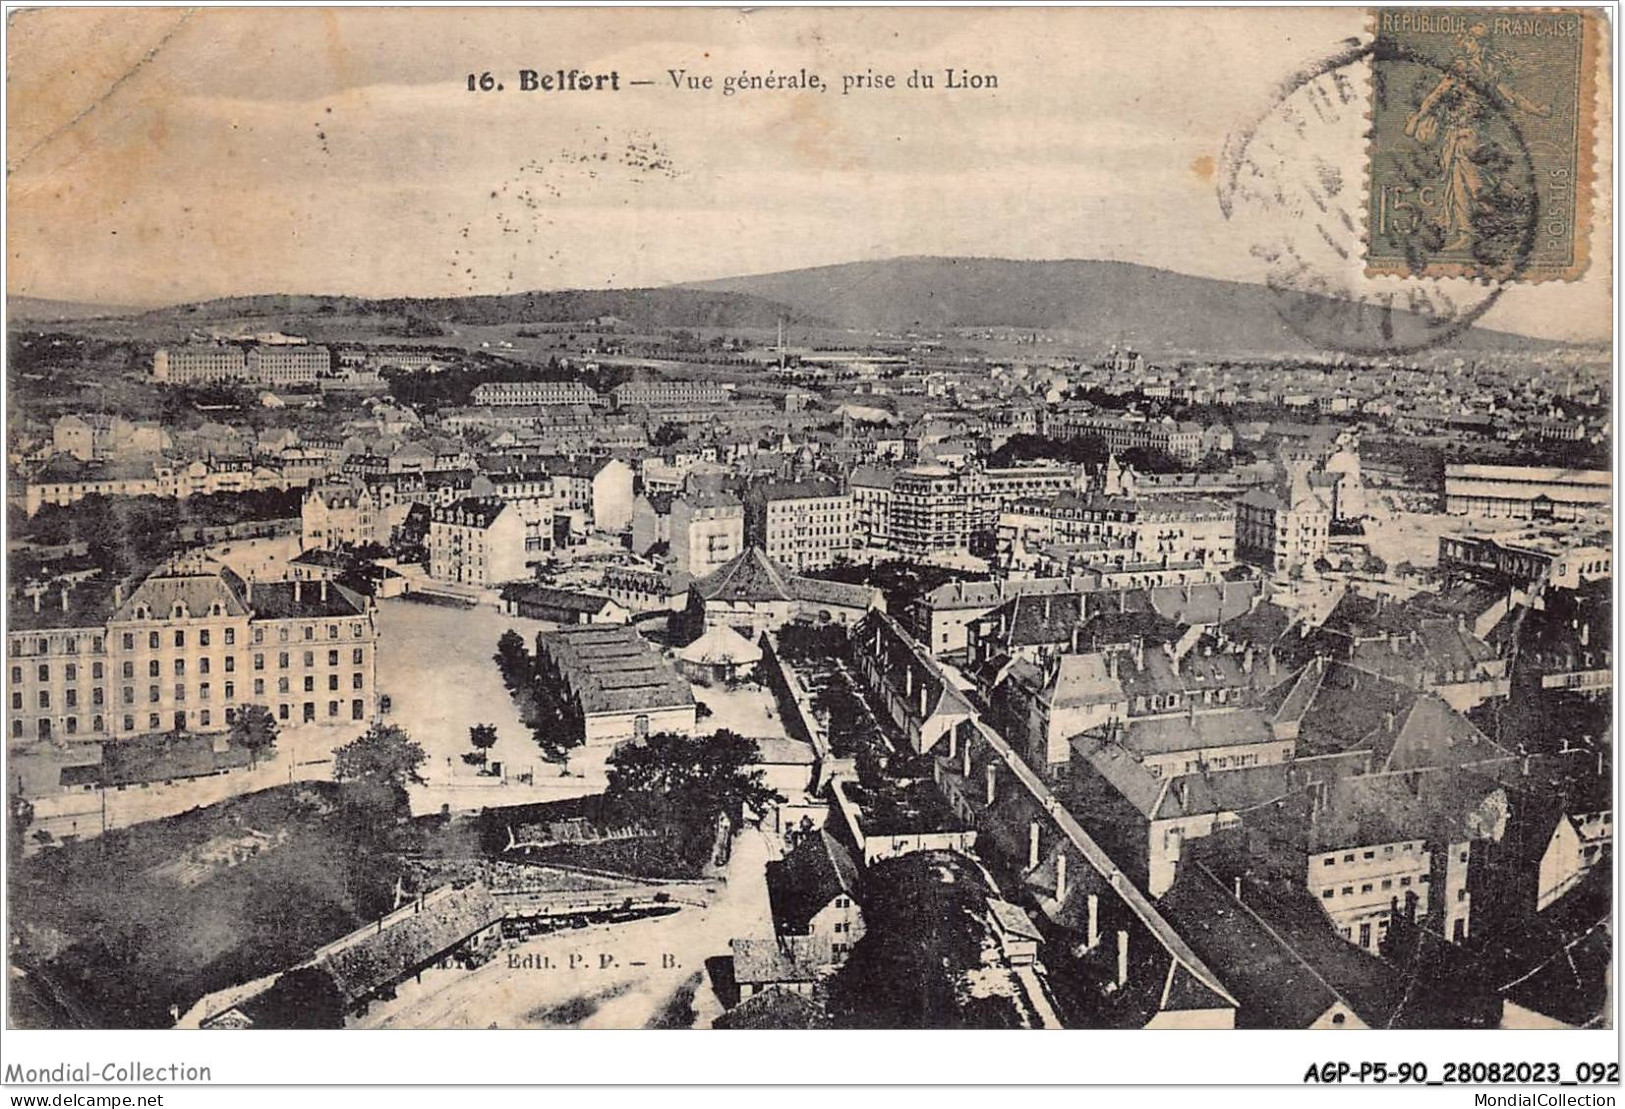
[352,672,364,690]
[352,699,364,720]
[1362,851,1375,860]
[200,683,211,701]
[37,664,48,682]
[254,679,265,696]
[149,713,161,730]
[1323,889,1334,899]
[200,630,211,648]
[198,657,211,675]
[351,624,363,638]
[9,693,19,711]
[37,691,49,709]
[123,686,134,704]
[65,664,77,682]
[123,715,134,732]
[174,684,186,701]
[279,677,290,694]
[352,647,365,665]
[254,653,265,671]
[1341,886,1353,896]
[304,676,315,693]
[303,651,314,668]
[1381,879,1392,890]
[149,632,160,650]
[148,660,160,678]
[225,628,235,647]
[92,662,103,680]
[328,674,339,692]
[200,710,211,727]
[224,656,235,673]
[254,628,265,645]
[328,624,339,640]
[1456,888,1466,902]
[123,633,135,651]
[174,631,185,649]
[278,652,289,669]
[328,700,339,717]
[278,704,290,721]
[304,627,314,642]
[278,627,289,644]
[65,689,77,708]
[224,681,235,700]
[1419,874,1430,884]
[1400,876,1411,887]
[8,666,18,684]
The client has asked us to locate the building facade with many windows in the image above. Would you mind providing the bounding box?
[7,561,379,744]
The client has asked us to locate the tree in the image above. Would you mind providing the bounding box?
[8,792,35,859]
[334,722,427,818]
[651,422,686,448]
[467,723,499,769]
[230,704,279,767]
[605,729,783,825]
[494,629,529,688]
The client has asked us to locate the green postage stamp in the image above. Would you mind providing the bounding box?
[1366,7,1601,282]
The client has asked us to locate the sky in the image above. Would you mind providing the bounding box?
[5,7,1612,341]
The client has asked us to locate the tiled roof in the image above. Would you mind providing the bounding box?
[316,884,500,1005]
[766,830,861,935]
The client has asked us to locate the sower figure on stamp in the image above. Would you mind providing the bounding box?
[1403,22,1550,252]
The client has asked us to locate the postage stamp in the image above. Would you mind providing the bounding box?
[1365,7,1601,282]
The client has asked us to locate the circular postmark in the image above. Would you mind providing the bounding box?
[1217,34,1540,356]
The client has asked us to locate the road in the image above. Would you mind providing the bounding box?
[356,826,778,1029]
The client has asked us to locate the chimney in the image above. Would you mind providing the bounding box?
[1267,649,1279,676]
[962,741,972,778]
[1055,852,1067,902]
[1581,622,1590,646]
[1234,876,1243,901]
[1243,645,1255,673]
[1028,821,1041,871]
[1522,754,1531,776]
[1107,651,1118,679]
[32,592,40,614]
[1134,638,1145,672]
[1086,893,1099,950]
[295,580,303,603]
[1174,780,1189,810]
[60,587,69,613]
[985,762,997,806]
[1116,929,1130,987]
[321,580,329,602]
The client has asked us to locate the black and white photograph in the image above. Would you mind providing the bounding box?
[1,2,1618,1090]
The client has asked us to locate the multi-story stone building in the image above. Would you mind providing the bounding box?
[152,343,332,386]
[1236,473,1330,573]
[670,489,745,577]
[471,381,602,407]
[848,465,898,550]
[301,482,380,551]
[743,479,853,571]
[612,380,730,409]
[7,560,379,742]
[1046,412,1205,464]
[890,466,970,559]
[427,499,539,587]
[999,492,1236,571]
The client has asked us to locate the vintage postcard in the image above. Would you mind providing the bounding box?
[1,4,1614,1081]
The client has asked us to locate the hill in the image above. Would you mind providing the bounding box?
[134,288,810,332]
[9,296,146,321]
[680,256,1555,356]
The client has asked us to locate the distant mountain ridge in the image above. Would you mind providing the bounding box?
[8,296,148,321]
[116,288,814,332]
[680,255,1558,355]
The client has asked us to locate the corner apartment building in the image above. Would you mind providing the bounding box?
[743,479,853,571]
[891,466,970,559]
[301,482,380,551]
[1236,478,1330,572]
